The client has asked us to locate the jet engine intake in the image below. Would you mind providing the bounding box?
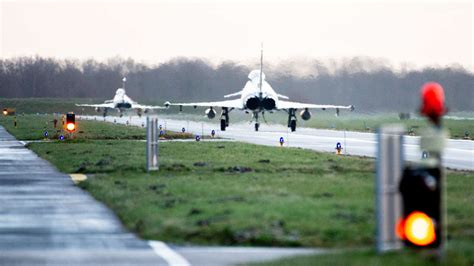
[300,108,311,120]
[261,97,276,110]
[245,97,260,110]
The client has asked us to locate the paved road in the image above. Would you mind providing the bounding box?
[0,126,164,265]
[84,115,474,171]
[0,125,325,265]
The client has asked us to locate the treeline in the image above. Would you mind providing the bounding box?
[0,56,472,112]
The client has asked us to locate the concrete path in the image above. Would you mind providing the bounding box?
[0,126,164,265]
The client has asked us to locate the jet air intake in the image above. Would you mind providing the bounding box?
[261,98,276,110]
[245,97,260,110]
[245,96,276,111]
[116,103,132,109]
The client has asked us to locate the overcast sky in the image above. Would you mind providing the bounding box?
[1,0,472,70]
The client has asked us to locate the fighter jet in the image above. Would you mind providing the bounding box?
[165,49,354,132]
[76,77,165,117]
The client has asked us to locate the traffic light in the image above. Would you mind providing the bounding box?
[65,112,76,132]
[397,166,442,248]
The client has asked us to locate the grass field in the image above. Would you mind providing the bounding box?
[1,114,473,265]
[0,114,193,140]
[1,98,473,139]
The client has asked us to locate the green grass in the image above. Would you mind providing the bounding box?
[25,139,474,263]
[0,114,193,140]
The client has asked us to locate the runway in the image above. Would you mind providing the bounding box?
[83,115,474,171]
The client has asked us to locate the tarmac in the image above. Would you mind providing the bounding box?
[0,125,163,265]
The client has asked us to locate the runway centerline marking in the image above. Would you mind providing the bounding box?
[149,241,191,266]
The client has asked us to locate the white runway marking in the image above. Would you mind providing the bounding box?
[149,241,191,266]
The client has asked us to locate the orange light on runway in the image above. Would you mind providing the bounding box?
[403,211,436,246]
[66,122,76,132]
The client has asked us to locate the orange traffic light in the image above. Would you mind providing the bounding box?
[397,211,436,246]
[65,112,76,132]
[66,122,76,132]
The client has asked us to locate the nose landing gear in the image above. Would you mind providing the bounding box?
[288,108,297,132]
[220,107,230,131]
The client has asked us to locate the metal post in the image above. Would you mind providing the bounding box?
[146,117,159,172]
[376,124,405,253]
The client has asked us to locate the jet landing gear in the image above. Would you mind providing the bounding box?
[220,107,230,131]
[253,112,260,132]
[288,108,297,132]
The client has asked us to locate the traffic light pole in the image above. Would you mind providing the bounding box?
[397,82,447,259]
[418,124,448,258]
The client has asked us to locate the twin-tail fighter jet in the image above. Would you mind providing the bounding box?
[76,77,165,117]
[165,49,354,131]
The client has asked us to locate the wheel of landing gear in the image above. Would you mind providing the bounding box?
[220,119,226,131]
[255,123,259,131]
[290,120,296,132]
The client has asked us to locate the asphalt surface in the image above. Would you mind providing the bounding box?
[0,125,326,266]
[0,126,163,265]
[84,115,474,171]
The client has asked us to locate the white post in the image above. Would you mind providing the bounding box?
[146,117,159,172]
[376,124,405,253]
